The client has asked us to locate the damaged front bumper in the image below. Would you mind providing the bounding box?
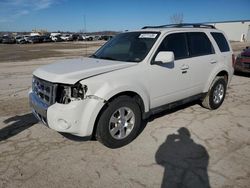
[29,90,105,137]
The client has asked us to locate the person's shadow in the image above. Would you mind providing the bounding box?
[155,127,210,188]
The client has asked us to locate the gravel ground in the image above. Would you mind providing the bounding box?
[0,42,249,188]
[0,41,105,63]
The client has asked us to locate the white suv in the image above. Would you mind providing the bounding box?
[29,24,234,148]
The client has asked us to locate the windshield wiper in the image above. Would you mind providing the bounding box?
[90,55,117,61]
[99,56,117,61]
[90,54,98,58]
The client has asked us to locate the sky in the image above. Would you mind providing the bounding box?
[0,0,249,32]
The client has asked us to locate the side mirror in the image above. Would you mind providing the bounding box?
[154,51,175,64]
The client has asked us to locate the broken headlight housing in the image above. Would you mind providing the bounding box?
[56,83,88,104]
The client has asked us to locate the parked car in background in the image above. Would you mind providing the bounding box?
[93,35,101,40]
[61,34,73,41]
[71,34,78,41]
[76,35,84,41]
[85,35,93,41]
[234,47,250,73]
[0,36,3,43]
[23,35,30,43]
[2,36,15,44]
[77,35,90,41]
[15,36,27,44]
[27,36,40,43]
[41,35,53,42]
[51,35,63,42]
[101,35,113,41]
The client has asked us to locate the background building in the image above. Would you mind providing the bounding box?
[205,20,250,42]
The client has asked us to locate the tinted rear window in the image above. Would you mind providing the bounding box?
[188,32,214,57]
[211,32,230,52]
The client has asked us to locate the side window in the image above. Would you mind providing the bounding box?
[158,33,188,60]
[188,32,214,57]
[211,32,230,52]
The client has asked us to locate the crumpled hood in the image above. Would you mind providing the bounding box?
[33,57,136,84]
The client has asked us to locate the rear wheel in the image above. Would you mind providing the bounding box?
[201,76,227,110]
[96,96,141,148]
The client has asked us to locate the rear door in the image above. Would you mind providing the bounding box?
[185,32,217,95]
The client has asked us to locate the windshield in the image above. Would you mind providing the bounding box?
[92,32,160,62]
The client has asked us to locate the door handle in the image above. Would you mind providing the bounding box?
[181,64,189,70]
[210,60,217,64]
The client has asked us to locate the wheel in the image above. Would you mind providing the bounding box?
[201,76,227,110]
[96,96,141,148]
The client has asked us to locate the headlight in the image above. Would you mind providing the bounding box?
[57,83,88,104]
[71,83,88,99]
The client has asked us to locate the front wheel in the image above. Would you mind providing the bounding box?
[96,96,142,148]
[201,76,227,110]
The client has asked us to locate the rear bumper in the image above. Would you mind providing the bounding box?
[234,65,250,73]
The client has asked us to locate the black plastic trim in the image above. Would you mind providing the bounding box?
[142,93,206,119]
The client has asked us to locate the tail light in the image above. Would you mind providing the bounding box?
[232,54,235,67]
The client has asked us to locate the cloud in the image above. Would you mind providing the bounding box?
[34,0,56,10]
[0,0,58,22]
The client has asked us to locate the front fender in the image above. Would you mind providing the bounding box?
[91,81,151,113]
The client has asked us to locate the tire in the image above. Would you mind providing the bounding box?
[201,76,227,110]
[96,96,142,148]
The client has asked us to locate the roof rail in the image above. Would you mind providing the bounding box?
[142,23,216,29]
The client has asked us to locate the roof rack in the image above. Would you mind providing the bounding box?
[142,23,216,29]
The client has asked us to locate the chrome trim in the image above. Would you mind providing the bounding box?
[29,92,48,124]
[32,76,56,105]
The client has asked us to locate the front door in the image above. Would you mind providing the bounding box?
[148,32,192,108]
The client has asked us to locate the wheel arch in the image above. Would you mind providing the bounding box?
[216,70,228,83]
[203,69,229,92]
[91,90,148,139]
[107,91,146,114]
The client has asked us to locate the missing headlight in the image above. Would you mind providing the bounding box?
[56,83,87,104]
[71,83,87,99]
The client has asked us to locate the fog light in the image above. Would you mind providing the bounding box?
[58,119,71,130]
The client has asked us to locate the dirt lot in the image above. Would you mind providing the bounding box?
[0,41,105,62]
[0,41,250,188]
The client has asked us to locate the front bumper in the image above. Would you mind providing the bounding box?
[29,91,105,137]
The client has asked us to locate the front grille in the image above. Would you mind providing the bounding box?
[32,76,56,106]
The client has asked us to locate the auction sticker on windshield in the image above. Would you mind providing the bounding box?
[139,33,157,38]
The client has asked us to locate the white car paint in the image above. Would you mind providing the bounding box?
[33,58,137,84]
[30,27,234,137]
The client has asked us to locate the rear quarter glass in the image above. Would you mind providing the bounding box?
[211,32,230,52]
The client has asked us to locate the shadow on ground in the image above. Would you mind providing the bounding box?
[155,127,210,188]
[138,101,198,137]
[59,132,92,142]
[0,113,38,141]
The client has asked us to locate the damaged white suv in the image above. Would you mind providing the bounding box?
[29,24,234,148]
